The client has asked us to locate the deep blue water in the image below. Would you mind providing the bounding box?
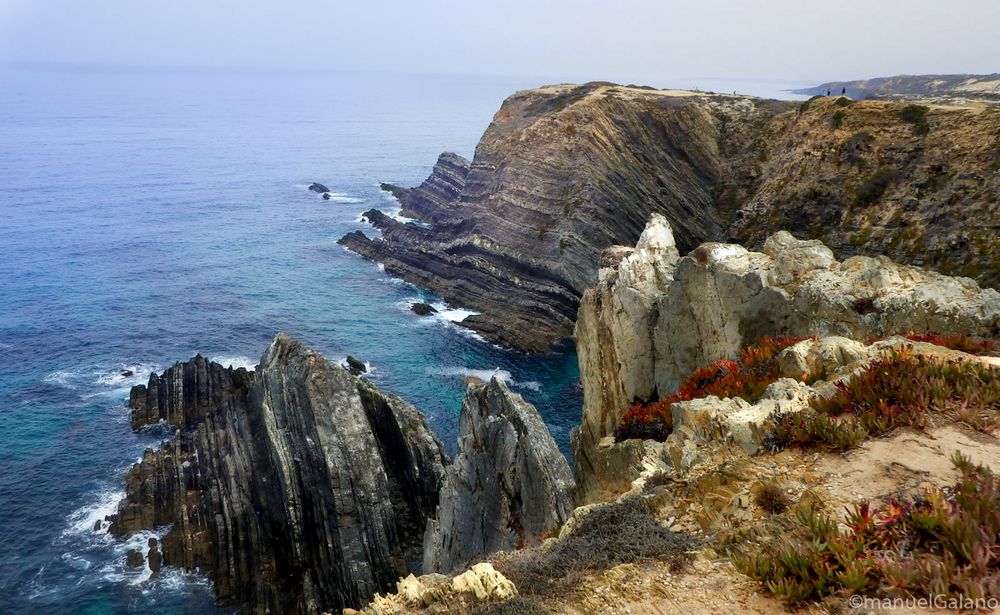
[0,67,581,614]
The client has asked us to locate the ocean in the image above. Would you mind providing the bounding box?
[0,66,809,614]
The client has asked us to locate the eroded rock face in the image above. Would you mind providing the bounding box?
[381,152,471,223]
[423,377,575,574]
[111,334,448,614]
[574,219,1000,503]
[341,84,788,352]
[128,354,253,429]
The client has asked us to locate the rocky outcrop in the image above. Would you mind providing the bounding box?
[341,83,790,352]
[110,334,448,614]
[309,182,330,193]
[573,218,1000,502]
[381,152,470,223]
[128,354,254,429]
[341,85,1000,352]
[423,377,575,574]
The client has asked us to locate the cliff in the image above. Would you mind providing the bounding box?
[423,377,575,574]
[340,83,790,352]
[110,334,448,614]
[574,217,1000,502]
[343,83,1000,353]
[795,73,1000,102]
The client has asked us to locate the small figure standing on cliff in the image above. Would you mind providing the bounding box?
[827,89,831,96]
[842,87,847,95]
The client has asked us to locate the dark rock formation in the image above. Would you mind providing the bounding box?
[340,83,791,352]
[126,549,143,569]
[423,377,575,573]
[322,192,331,200]
[380,152,470,223]
[128,354,253,430]
[110,334,449,614]
[410,302,437,316]
[345,355,367,375]
[308,182,329,193]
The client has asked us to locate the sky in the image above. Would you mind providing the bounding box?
[0,0,997,84]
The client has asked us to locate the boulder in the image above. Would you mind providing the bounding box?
[308,182,329,193]
[423,377,575,573]
[410,302,437,316]
[110,334,449,614]
[345,355,367,375]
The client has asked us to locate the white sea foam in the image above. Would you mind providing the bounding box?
[43,370,79,388]
[427,366,541,392]
[212,355,257,371]
[321,192,365,204]
[94,362,160,388]
[63,488,125,539]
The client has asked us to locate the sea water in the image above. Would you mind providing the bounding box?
[0,66,808,613]
[0,66,580,614]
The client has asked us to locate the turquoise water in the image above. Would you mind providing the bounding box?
[0,67,581,614]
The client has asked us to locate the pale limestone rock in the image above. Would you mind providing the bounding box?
[450,563,517,601]
[574,220,1000,502]
[777,336,869,381]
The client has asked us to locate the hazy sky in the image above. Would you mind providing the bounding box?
[1,0,997,83]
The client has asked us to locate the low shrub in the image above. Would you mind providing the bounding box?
[774,349,1000,451]
[854,167,897,206]
[834,96,854,108]
[616,336,811,442]
[899,104,930,135]
[495,497,699,596]
[831,109,847,128]
[736,454,1000,606]
[471,597,551,615]
[754,480,791,514]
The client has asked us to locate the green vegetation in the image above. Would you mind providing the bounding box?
[773,349,1000,451]
[899,104,930,135]
[831,110,847,128]
[854,167,897,206]
[736,454,1000,606]
[834,96,854,108]
[754,480,791,514]
[616,336,811,442]
[798,95,823,114]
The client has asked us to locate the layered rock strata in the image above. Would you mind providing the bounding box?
[110,334,448,614]
[343,84,1000,353]
[423,377,575,574]
[340,83,788,352]
[574,218,1000,502]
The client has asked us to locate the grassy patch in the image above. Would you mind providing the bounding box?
[773,349,1000,451]
[736,454,1000,606]
[830,110,847,128]
[899,104,930,135]
[616,336,811,442]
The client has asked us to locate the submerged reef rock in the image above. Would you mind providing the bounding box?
[411,302,438,316]
[111,334,448,614]
[308,182,329,193]
[574,216,1000,502]
[423,377,575,574]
